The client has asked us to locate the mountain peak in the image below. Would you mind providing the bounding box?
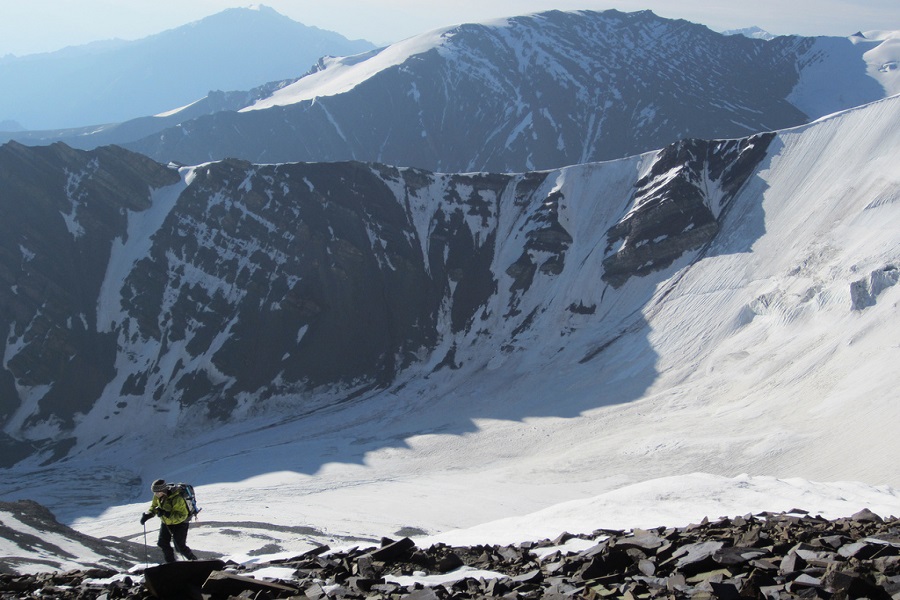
[0,5,375,130]
[244,3,282,13]
[187,4,299,27]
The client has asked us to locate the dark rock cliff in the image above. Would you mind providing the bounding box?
[0,142,179,436]
[601,133,775,287]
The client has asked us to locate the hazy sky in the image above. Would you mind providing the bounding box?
[2,0,899,56]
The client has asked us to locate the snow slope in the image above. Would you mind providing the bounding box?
[419,474,900,549]
[788,30,900,117]
[242,28,454,111]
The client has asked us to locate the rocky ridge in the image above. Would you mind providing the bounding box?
[2,509,899,599]
[122,9,816,171]
[9,10,891,173]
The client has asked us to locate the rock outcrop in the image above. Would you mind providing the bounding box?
[601,133,774,287]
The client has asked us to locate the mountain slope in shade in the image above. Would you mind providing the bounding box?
[115,10,897,171]
[7,11,896,175]
[0,5,374,130]
[0,91,897,555]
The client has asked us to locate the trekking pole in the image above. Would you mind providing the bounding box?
[142,522,149,568]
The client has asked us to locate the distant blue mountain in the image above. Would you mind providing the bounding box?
[0,5,374,130]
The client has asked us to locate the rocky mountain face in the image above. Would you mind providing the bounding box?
[0,6,374,131]
[0,142,180,463]
[0,126,773,462]
[111,10,886,171]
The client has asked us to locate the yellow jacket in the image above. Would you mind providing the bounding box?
[148,491,190,525]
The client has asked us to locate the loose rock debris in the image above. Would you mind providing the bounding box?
[1,508,898,599]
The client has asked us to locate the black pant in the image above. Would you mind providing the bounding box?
[157,521,196,562]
